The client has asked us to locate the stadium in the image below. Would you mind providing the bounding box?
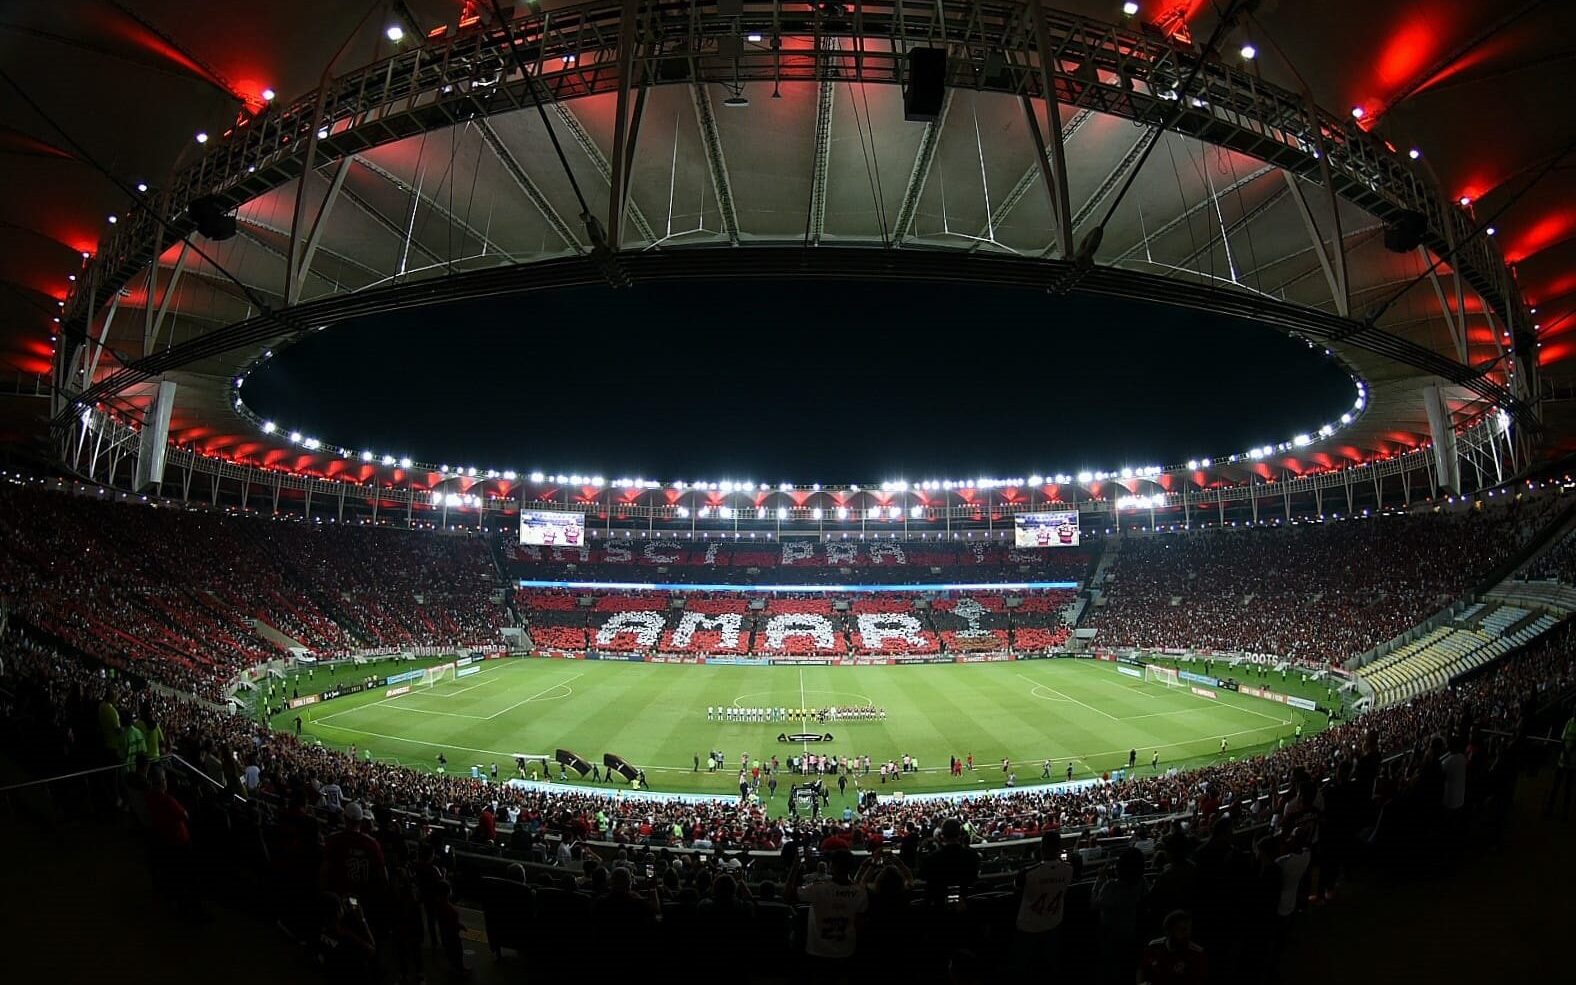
[1,1,1574,983]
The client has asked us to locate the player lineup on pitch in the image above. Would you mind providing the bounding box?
[279,657,1327,800]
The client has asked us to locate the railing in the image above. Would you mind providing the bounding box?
[0,762,127,818]
[74,404,1484,524]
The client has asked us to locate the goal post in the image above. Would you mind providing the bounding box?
[1144,664,1181,687]
[420,662,456,688]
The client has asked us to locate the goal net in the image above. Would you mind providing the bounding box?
[1144,664,1181,687]
[420,663,456,688]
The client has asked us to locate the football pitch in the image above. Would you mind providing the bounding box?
[282,658,1323,804]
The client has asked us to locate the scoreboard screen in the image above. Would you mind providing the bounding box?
[1014,510,1080,548]
[519,508,585,547]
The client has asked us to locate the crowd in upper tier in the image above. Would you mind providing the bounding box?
[1086,499,1563,664]
[504,538,1095,585]
[0,479,1569,699]
[0,482,508,697]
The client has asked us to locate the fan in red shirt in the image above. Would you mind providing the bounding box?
[475,804,497,843]
[144,770,189,849]
[321,802,387,903]
[1139,911,1208,985]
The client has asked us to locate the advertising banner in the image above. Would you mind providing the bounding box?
[384,685,412,698]
[456,665,481,679]
[1190,686,1218,700]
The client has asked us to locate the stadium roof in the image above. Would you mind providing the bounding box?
[2,0,1572,495]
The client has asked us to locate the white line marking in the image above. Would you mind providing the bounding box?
[312,722,518,760]
[484,673,585,721]
[799,668,809,755]
[317,695,490,723]
[1027,683,1074,703]
[1014,671,1120,721]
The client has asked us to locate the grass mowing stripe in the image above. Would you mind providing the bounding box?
[282,659,1325,804]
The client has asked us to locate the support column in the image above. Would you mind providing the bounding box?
[1028,0,1074,258]
[1422,383,1461,494]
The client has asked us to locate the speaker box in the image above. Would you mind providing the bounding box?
[1383,209,1427,253]
[904,47,947,122]
[188,194,237,241]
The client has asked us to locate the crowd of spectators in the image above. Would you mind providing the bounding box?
[506,538,1094,585]
[2,608,1570,983]
[1520,524,1576,584]
[1087,499,1561,664]
[0,482,510,697]
[7,480,1576,981]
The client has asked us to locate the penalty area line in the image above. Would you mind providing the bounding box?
[1014,672,1120,721]
[484,673,585,721]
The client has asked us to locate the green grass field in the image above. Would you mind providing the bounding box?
[277,657,1324,807]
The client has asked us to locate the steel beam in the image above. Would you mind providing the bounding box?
[1423,249,1469,363]
[1029,0,1075,257]
[1112,164,1273,264]
[82,293,121,390]
[63,0,1532,348]
[690,83,741,245]
[1281,171,1351,316]
[1173,180,1290,273]
[550,103,656,244]
[989,105,1087,248]
[1063,129,1149,239]
[475,119,585,254]
[336,183,445,265]
[144,239,191,354]
[286,80,333,301]
[351,155,505,260]
[288,157,352,305]
[606,0,641,249]
[892,91,953,243]
[235,216,384,281]
[807,37,838,245]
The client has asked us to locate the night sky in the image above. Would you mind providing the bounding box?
[243,279,1357,480]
